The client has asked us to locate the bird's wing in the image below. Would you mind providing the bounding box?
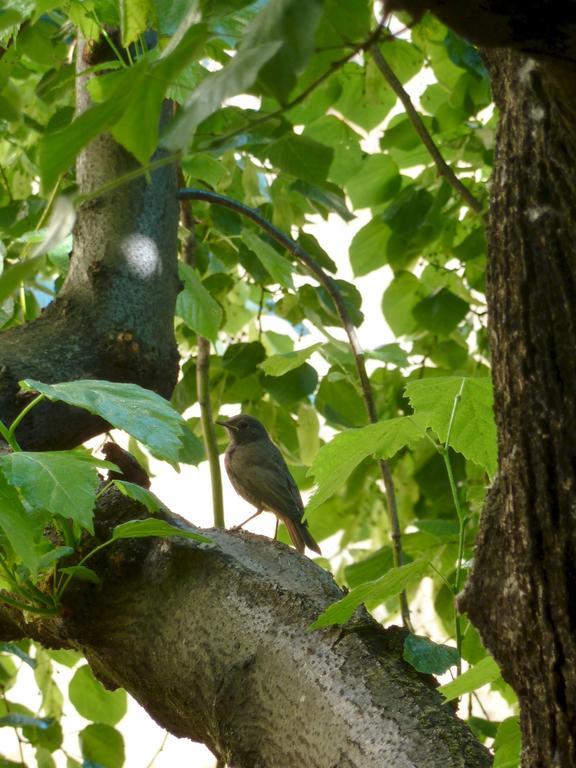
[229,442,304,520]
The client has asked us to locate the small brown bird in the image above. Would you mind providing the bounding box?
[217,415,321,555]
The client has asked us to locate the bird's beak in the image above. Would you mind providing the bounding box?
[216,419,237,430]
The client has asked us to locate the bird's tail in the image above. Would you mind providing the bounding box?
[283,517,321,555]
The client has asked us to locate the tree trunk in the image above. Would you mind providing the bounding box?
[385,2,576,766]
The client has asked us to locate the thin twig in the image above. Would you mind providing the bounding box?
[180,193,225,529]
[197,336,225,528]
[370,46,484,214]
[200,22,387,150]
[179,189,412,629]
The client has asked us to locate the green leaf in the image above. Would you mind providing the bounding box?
[403,634,460,675]
[412,288,469,335]
[379,39,425,84]
[291,180,354,222]
[438,655,501,701]
[0,452,100,533]
[222,341,266,377]
[120,0,153,46]
[0,472,40,573]
[112,518,210,542]
[307,417,424,513]
[176,262,223,341]
[0,255,45,303]
[69,665,127,725]
[112,481,164,513]
[346,155,401,210]
[344,547,394,589]
[382,271,426,337]
[259,343,322,376]
[311,560,429,629]
[59,566,101,585]
[243,0,324,99]
[349,219,390,277]
[112,24,208,163]
[266,134,333,185]
[38,67,141,189]
[241,231,294,288]
[163,41,282,150]
[262,363,318,406]
[405,376,497,476]
[20,379,189,466]
[493,717,521,768]
[79,723,125,768]
[38,546,75,572]
[297,403,320,465]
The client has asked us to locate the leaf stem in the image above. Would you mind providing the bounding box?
[0,418,20,452]
[179,189,411,629]
[8,394,45,441]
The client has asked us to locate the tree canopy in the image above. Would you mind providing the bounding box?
[0,0,545,766]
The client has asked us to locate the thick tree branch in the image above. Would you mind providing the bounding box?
[0,490,490,768]
[370,46,484,214]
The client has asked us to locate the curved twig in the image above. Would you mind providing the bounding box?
[179,188,413,629]
[370,45,484,214]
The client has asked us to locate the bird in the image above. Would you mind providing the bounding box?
[217,414,321,555]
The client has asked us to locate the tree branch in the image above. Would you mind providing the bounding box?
[370,45,484,214]
[178,189,413,629]
[0,489,491,768]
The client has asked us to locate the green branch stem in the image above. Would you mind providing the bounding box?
[8,393,45,441]
[370,45,484,215]
[197,336,225,528]
[180,193,225,529]
[179,188,412,630]
[442,378,467,675]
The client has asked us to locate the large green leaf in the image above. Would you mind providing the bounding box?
[405,376,497,476]
[162,40,282,150]
[243,0,324,101]
[259,342,322,376]
[382,271,426,337]
[120,0,153,46]
[311,560,429,628]
[346,155,401,210]
[412,288,469,336]
[241,230,294,288]
[0,473,39,573]
[0,451,101,532]
[266,134,333,185]
[349,219,390,277]
[111,24,208,163]
[20,379,189,466]
[493,717,521,768]
[438,655,501,701]
[79,723,125,768]
[0,255,45,303]
[112,518,210,542]
[69,665,127,725]
[307,417,424,513]
[403,634,460,675]
[176,263,223,341]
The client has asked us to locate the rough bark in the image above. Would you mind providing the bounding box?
[386,2,576,766]
[0,38,180,451]
[0,491,490,768]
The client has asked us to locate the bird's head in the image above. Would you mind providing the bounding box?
[216,414,270,445]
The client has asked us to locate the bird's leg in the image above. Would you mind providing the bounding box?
[273,518,279,540]
[231,507,262,531]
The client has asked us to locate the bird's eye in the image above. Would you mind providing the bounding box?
[238,421,246,429]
